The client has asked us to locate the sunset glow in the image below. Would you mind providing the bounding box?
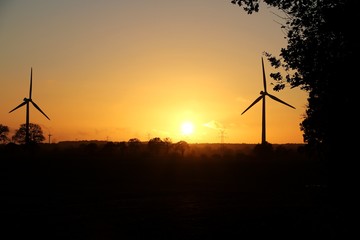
[0,0,308,144]
[181,122,194,136]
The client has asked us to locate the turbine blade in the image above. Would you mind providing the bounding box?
[266,93,296,109]
[9,101,27,113]
[241,95,264,115]
[262,57,267,92]
[30,100,50,120]
[29,67,33,99]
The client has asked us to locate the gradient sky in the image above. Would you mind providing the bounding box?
[0,0,308,144]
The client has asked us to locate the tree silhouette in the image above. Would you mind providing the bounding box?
[163,137,172,153]
[12,123,45,144]
[174,140,190,157]
[148,137,164,154]
[231,0,355,159]
[128,138,141,151]
[0,124,10,144]
[230,1,355,220]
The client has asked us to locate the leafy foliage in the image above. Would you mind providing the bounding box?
[12,123,45,144]
[0,124,10,144]
[231,0,355,158]
[174,140,190,156]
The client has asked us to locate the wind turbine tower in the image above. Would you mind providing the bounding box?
[241,57,295,145]
[9,68,50,144]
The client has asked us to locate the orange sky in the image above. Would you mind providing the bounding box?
[0,0,308,144]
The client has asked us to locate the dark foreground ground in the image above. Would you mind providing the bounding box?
[1,145,351,239]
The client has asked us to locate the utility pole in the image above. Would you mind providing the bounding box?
[219,129,226,144]
[48,133,52,144]
[219,129,227,153]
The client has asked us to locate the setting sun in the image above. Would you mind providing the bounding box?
[0,1,307,144]
[181,122,194,136]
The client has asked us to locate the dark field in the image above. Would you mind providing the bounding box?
[1,143,349,239]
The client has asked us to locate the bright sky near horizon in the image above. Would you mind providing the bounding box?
[0,0,308,144]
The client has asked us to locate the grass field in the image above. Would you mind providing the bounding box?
[1,143,349,239]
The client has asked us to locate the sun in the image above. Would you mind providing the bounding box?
[181,121,194,135]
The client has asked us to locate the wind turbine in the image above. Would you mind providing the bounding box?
[241,57,295,145]
[9,68,50,144]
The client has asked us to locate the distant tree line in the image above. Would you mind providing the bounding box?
[62,137,191,158]
[0,123,45,144]
[0,124,192,156]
